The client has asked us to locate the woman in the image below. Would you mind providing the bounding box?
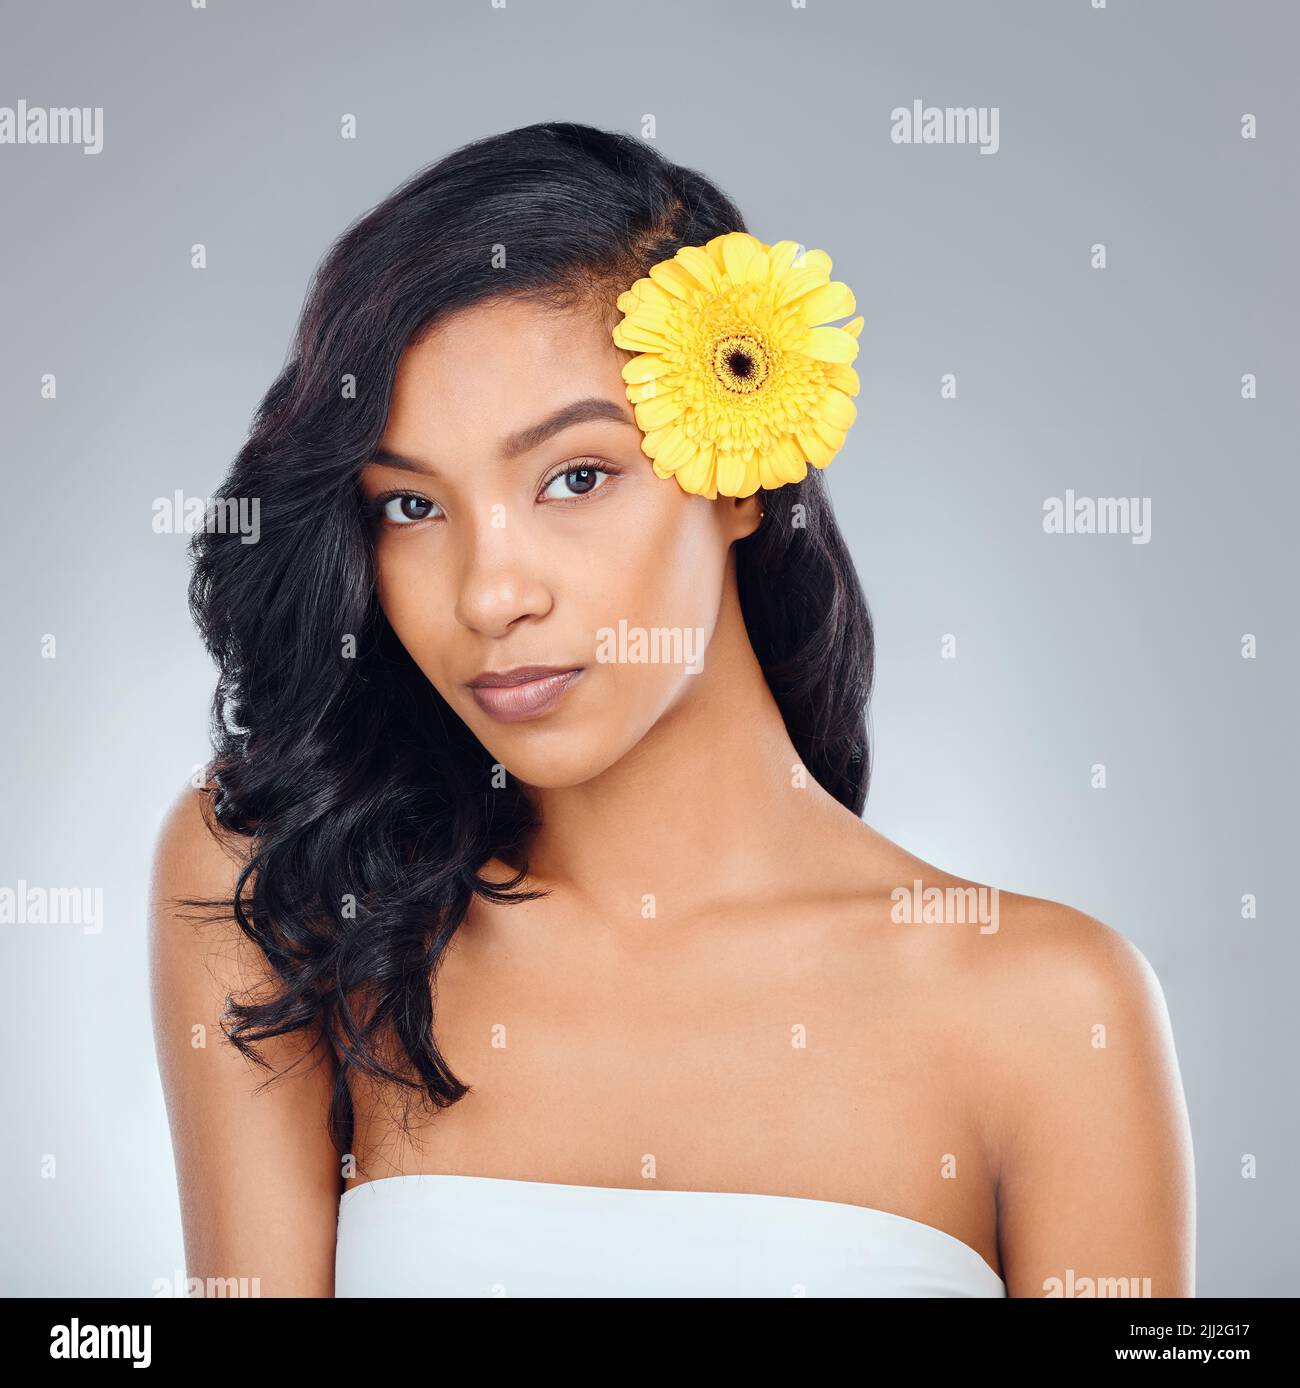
[149,121,1195,1297]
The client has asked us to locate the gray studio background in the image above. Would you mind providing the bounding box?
[2,0,1296,1296]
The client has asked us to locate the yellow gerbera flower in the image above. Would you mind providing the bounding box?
[610,231,863,500]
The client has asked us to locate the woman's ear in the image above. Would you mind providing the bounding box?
[729,493,765,541]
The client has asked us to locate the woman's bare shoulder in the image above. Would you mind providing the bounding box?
[857,819,1191,1200]
[851,818,1159,999]
[151,779,252,901]
[149,779,265,979]
[147,780,341,1295]
[855,822,1189,1205]
[833,817,1181,1134]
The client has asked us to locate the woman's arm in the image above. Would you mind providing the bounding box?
[149,784,342,1297]
[991,903,1196,1298]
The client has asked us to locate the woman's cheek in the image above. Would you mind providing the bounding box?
[376,551,454,687]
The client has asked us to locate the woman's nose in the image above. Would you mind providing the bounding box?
[452,522,553,637]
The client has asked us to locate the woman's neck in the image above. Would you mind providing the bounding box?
[519,579,855,920]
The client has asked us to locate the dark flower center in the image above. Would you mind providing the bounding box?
[713,334,770,395]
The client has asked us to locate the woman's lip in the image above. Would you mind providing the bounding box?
[467,668,584,722]
[468,664,579,688]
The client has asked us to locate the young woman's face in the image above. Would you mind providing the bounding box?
[360,296,757,788]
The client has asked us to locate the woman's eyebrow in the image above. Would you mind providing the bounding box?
[366,396,639,476]
[367,447,440,477]
[499,396,639,460]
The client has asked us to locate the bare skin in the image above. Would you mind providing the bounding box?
[151,295,1195,1297]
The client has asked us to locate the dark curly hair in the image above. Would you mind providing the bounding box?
[186,121,874,1164]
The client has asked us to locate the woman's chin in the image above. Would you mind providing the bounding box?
[487,740,629,793]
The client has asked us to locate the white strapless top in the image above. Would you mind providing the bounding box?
[334,1174,1006,1298]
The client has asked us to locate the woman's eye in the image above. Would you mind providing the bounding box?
[380,494,441,525]
[541,465,610,500]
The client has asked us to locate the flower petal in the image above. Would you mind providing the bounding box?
[819,387,857,432]
[675,245,722,293]
[675,445,718,499]
[772,266,826,310]
[757,446,801,489]
[627,377,667,404]
[716,448,749,497]
[765,240,802,278]
[622,300,675,333]
[796,425,837,468]
[720,232,762,284]
[633,391,685,431]
[811,417,846,451]
[621,353,678,384]
[648,259,706,302]
[652,427,696,473]
[631,277,675,310]
[799,325,859,364]
[827,363,861,396]
[795,280,856,327]
[771,436,811,483]
[613,320,671,352]
[794,248,833,278]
